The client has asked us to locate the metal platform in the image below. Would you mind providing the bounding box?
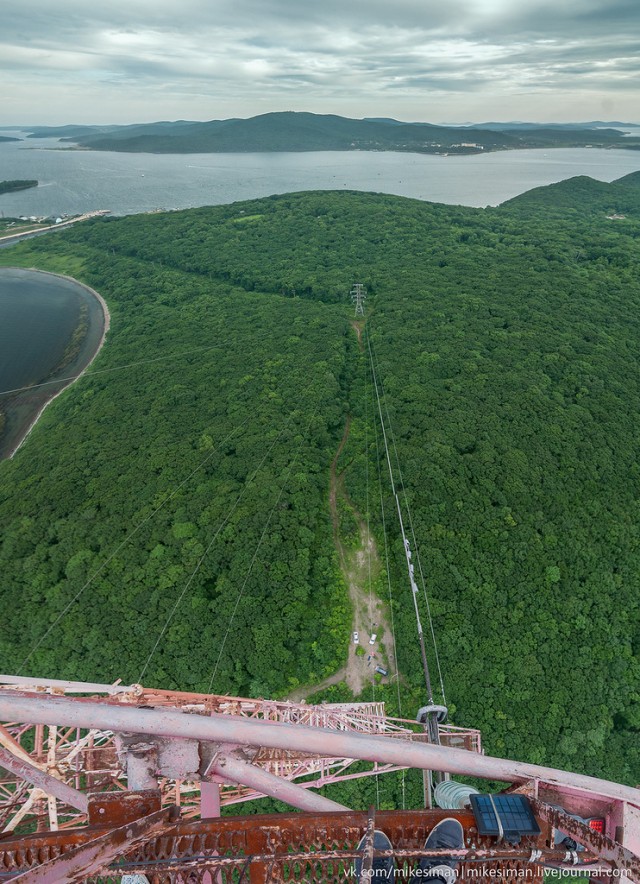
[0,676,638,883]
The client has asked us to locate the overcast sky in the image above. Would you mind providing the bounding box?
[1,0,639,126]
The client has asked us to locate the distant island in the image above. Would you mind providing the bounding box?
[0,135,21,144]
[0,179,38,194]
[22,112,640,155]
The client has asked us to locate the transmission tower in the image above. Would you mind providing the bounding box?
[351,283,367,316]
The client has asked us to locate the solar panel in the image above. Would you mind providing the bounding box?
[470,794,541,838]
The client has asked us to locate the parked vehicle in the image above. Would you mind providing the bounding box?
[353,631,359,644]
[375,666,388,677]
[369,634,377,645]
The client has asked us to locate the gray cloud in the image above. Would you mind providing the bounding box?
[0,0,639,124]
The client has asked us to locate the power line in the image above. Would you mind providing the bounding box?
[402,504,447,706]
[367,331,450,811]
[207,408,319,694]
[17,414,255,674]
[139,413,298,685]
[0,343,225,398]
[371,391,404,718]
[366,333,435,706]
[372,412,407,810]
[17,336,338,675]
[0,326,317,399]
[369,337,447,707]
[363,344,381,809]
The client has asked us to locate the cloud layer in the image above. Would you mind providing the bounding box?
[1,0,639,124]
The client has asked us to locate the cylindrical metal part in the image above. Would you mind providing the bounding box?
[434,779,480,809]
[210,753,348,813]
[2,692,640,807]
[0,746,89,813]
[0,675,136,695]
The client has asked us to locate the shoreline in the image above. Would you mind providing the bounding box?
[0,211,110,247]
[6,269,111,459]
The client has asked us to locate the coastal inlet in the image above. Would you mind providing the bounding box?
[0,268,108,459]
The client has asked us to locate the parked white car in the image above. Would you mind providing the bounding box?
[369,634,377,645]
[353,631,359,644]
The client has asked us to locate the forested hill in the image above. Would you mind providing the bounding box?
[24,112,640,154]
[501,172,640,215]
[0,174,640,790]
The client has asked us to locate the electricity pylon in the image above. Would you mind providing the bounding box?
[351,283,367,316]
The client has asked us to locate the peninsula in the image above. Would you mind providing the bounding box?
[0,180,38,194]
[23,112,640,155]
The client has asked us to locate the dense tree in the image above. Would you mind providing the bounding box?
[1,173,639,788]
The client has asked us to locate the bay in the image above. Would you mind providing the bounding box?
[0,132,639,456]
[0,133,639,218]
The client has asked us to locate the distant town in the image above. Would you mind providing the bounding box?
[0,210,110,244]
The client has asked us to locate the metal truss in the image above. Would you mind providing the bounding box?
[0,676,481,833]
[2,676,638,883]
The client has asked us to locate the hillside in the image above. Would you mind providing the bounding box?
[471,120,640,132]
[1,177,640,789]
[501,173,640,216]
[23,112,640,154]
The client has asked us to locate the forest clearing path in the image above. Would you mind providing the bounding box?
[287,323,398,703]
[334,470,397,697]
[286,667,347,703]
[350,320,364,351]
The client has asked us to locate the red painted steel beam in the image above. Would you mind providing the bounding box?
[0,675,136,695]
[0,747,88,814]
[0,723,34,764]
[10,806,178,883]
[532,799,640,884]
[210,752,349,812]
[2,692,640,807]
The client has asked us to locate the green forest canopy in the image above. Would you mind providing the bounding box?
[0,173,639,790]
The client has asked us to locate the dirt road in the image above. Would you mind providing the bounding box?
[289,322,398,701]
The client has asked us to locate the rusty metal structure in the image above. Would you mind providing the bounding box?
[0,676,639,882]
[0,675,481,831]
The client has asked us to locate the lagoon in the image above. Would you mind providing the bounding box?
[0,268,108,458]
